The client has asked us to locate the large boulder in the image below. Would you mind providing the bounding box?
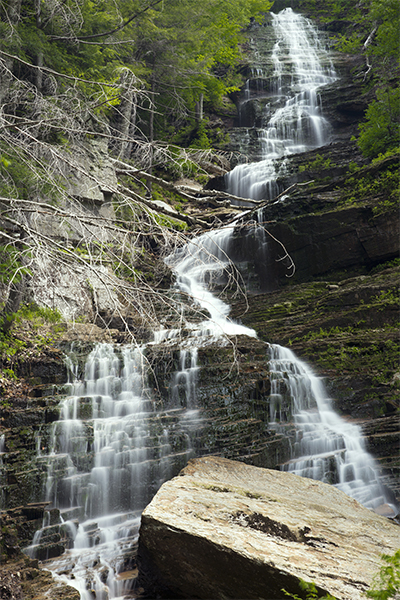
[138,456,399,600]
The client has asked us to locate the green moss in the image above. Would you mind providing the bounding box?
[298,153,335,173]
[340,155,399,214]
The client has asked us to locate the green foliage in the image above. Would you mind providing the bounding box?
[370,258,400,274]
[366,550,400,600]
[305,334,399,386]
[0,302,64,368]
[335,32,363,53]
[341,155,399,214]
[297,0,360,20]
[0,245,31,285]
[357,87,400,158]
[0,331,26,362]
[299,154,334,173]
[189,121,211,150]
[0,0,273,146]
[154,212,188,231]
[282,579,337,599]
[18,303,62,324]
[281,552,400,600]
[369,0,400,62]
[133,0,272,136]
[2,367,16,380]
[328,0,400,158]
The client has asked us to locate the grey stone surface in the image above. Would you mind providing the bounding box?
[139,456,400,600]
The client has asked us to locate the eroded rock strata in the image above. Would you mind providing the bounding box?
[138,456,399,600]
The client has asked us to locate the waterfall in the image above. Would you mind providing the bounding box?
[165,228,257,339]
[22,9,396,599]
[27,343,197,599]
[269,345,396,513]
[166,224,395,512]
[226,8,337,201]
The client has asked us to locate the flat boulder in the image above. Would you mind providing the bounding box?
[138,456,399,599]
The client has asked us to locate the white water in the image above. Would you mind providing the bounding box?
[269,345,396,513]
[226,8,337,201]
[165,229,257,339]
[27,344,197,599]
[168,224,395,509]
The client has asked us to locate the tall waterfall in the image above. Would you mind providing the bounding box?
[226,8,337,201]
[23,9,396,600]
[168,223,395,511]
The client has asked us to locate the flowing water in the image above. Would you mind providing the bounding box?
[22,8,396,599]
[26,344,198,599]
[226,8,337,201]
[268,345,395,512]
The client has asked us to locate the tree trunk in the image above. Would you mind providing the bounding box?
[1,230,27,334]
[195,93,204,123]
[34,0,43,91]
[7,0,21,25]
[116,70,137,158]
[147,77,156,199]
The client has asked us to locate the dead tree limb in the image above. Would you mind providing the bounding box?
[117,183,210,229]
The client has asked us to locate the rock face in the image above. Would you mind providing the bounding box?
[229,265,400,498]
[138,456,399,600]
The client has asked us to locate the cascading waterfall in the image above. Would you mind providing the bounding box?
[24,8,396,600]
[161,7,393,514]
[226,8,337,201]
[27,343,198,599]
[165,229,257,339]
[269,345,397,514]
[167,225,395,513]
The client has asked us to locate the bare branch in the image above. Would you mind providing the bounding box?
[49,0,165,41]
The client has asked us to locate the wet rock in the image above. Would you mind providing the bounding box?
[0,556,80,600]
[229,204,398,291]
[138,456,400,600]
[0,507,79,600]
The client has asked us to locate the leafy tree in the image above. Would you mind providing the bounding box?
[366,550,400,600]
[0,0,275,340]
[358,87,400,157]
[343,0,400,158]
[369,0,400,62]
[132,0,272,140]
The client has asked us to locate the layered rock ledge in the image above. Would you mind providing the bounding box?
[138,456,399,600]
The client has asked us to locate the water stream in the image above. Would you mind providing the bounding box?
[226,8,337,201]
[268,345,395,512]
[23,8,396,599]
[27,344,199,599]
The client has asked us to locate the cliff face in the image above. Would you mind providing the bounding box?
[214,4,400,503]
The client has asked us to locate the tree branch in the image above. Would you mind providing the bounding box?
[49,0,166,41]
